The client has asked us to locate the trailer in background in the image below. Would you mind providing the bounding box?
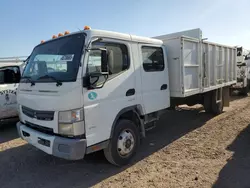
[246,54,250,84]
[0,57,27,123]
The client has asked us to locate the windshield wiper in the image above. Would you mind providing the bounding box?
[21,76,35,86]
[37,75,63,87]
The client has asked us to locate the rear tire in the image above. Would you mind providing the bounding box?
[204,92,212,113]
[229,88,233,96]
[240,87,248,96]
[211,89,224,115]
[104,119,140,166]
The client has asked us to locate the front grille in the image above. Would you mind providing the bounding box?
[25,121,54,135]
[22,106,54,121]
[24,121,86,139]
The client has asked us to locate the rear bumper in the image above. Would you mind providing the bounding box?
[16,121,86,160]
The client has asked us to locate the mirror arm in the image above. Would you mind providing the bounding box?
[86,38,103,50]
[89,74,108,90]
[85,47,107,52]
[83,73,109,90]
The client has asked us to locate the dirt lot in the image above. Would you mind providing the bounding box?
[1,95,250,188]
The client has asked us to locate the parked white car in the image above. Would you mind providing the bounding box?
[0,57,26,121]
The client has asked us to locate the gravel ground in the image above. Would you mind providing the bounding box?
[1,95,250,188]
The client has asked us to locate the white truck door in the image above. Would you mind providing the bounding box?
[83,40,137,146]
[138,44,170,114]
[0,66,21,119]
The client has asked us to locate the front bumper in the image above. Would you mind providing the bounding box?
[16,121,86,160]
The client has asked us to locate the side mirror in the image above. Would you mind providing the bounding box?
[101,49,108,74]
[83,48,109,89]
[87,47,108,74]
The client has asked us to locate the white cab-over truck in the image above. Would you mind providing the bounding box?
[16,27,236,166]
[230,46,250,95]
[0,57,26,122]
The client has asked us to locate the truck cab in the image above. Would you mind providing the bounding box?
[16,27,170,166]
[0,59,26,122]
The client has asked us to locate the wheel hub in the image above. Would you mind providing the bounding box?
[125,139,132,148]
[117,130,135,156]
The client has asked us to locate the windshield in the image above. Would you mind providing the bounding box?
[22,33,85,83]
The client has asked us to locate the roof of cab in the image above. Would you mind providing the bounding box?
[40,28,163,46]
[85,29,163,45]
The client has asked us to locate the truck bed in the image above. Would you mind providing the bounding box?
[155,29,237,97]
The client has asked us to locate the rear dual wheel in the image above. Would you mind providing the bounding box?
[204,89,224,115]
[240,87,249,96]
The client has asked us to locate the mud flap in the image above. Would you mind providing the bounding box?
[223,86,230,107]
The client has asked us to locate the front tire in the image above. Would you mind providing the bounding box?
[104,119,140,166]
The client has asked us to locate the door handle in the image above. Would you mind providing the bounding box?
[126,88,135,96]
[161,84,168,90]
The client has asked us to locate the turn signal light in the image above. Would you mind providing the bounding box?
[84,26,91,30]
[64,31,70,35]
[58,33,63,37]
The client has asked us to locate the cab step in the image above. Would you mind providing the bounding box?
[145,121,157,131]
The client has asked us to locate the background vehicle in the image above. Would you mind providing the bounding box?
[246,54,250,87]
[16,28,236,166]
[0,57,27,122]
[230,46,250,95]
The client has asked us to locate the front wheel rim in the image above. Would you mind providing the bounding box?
[117,129,135,157]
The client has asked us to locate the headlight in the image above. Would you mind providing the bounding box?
[58,108,84,123]
[58,108,84,136]
[58,123,74,136]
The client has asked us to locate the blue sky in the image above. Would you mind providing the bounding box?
[0,0,249,57]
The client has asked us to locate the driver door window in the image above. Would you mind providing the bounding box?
[87,41,129,86]
[87,50,105,85]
